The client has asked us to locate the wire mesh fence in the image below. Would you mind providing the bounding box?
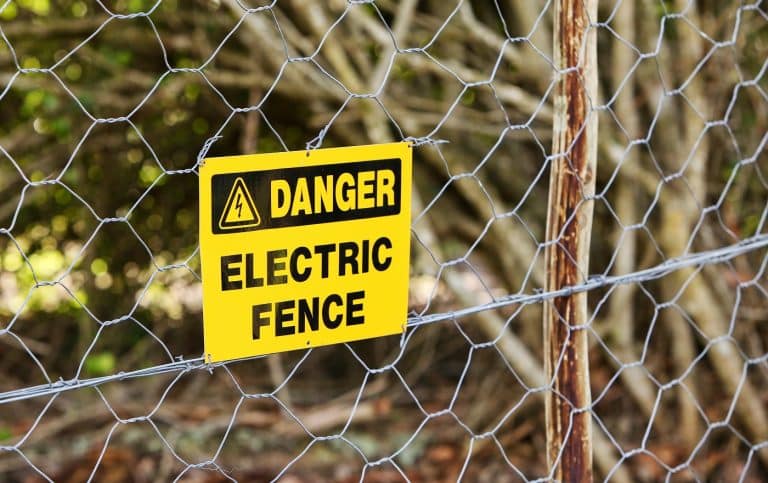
[0,0,767,481]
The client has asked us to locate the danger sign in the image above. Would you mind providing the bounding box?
[199,143,412,362]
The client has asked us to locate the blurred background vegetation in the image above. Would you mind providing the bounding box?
[0,0,767,481]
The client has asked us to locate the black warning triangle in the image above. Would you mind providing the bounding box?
[218,177,261,230]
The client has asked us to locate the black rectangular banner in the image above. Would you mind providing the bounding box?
[211,158,401,234]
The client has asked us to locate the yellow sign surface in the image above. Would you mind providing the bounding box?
[199,143,412,362]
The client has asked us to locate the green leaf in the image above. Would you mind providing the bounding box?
[85,352,116,376]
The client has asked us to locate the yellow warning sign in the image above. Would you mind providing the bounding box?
[199,142,412,362]
[219,177,261,230]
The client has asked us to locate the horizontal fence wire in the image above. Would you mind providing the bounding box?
[0,232,766,403]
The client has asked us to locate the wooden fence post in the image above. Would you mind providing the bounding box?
[543,0,598,480]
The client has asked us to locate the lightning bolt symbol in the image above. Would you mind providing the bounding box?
[235,193,243,217]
